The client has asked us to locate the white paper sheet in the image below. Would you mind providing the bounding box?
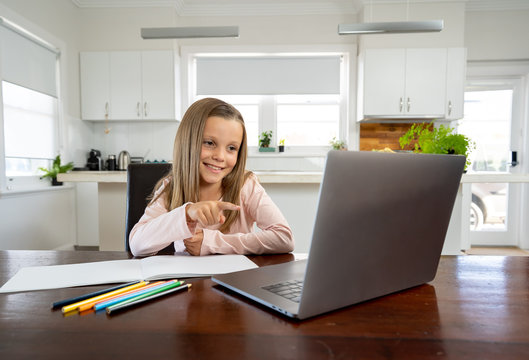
[0,254,258,293]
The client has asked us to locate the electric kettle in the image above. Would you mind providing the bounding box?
[118,150,131,171]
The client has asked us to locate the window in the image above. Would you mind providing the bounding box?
[276,95,340,147]
[189,49,350,152]
[3,81,58,177]
[0,17,60,190]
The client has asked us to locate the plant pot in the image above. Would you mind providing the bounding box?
[259,147,276,152]
[52,177,63,186]
[278,145,284,153]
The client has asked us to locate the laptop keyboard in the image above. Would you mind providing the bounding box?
[262,279,303,303]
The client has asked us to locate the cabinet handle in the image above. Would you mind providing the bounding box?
[144,102,148,118]
[137,102,141,117]
[399,97,403,112]
[105,102,109,118]
[448,100,452,116]
[407,97,411,112]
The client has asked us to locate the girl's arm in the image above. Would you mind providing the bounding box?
[199,175,295,255]
[128,184,195,256]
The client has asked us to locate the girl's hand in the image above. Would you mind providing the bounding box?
[184,229,204,256]
[186,201,240,227]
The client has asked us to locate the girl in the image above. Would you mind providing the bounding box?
[129,98,294,256]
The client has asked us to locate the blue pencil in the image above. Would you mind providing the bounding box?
[93,280,180,311]
[52,280,141,309]
[106,283,191,315]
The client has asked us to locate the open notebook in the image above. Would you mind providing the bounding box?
[0,254,257,293]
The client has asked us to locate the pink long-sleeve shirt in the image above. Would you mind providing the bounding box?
[129,173,294,256]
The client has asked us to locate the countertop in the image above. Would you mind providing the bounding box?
[57,171,529,184]
[57,171,323,184]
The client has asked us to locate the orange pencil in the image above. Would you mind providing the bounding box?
[78,281,166,312]
[61,281,148,313]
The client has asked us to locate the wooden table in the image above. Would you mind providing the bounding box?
[1,251,528,359]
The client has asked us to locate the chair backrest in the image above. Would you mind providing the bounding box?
[125,163,172,252]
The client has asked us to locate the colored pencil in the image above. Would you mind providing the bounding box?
[78,280,167,312]
[106,283,191,315]
[61,281,148,313]
[52,281,141,309]
[93,280,181,311]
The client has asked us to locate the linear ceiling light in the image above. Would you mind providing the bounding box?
[338,20,443,35]
[141,26,239,39]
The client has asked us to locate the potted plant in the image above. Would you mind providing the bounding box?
[278,138,285,153]
[259,131,275,152]
[39,155,74,186]
[330,137,347,151]
[399,123,475,170]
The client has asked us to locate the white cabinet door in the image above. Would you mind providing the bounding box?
[361,48,448,119]
[110,51,142,120]
[445,48,466,120]
[363,49,406,117]
[80,50,177,121]
[141,51,175,120]
[80,52,110,120]
[405,48,447,117]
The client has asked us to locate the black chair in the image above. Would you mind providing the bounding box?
[125,163,172,253]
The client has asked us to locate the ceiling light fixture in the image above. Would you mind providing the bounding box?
[338,20,443,35]
[141,26,239,39]
[339,0,443,35]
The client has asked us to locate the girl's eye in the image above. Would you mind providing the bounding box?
[203,140,215,147]
[228,145,238,152]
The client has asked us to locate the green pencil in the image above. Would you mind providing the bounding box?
[106,282,191,315]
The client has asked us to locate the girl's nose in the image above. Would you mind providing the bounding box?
[212,147,225,161]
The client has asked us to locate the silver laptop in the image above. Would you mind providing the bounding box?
[212,150,465,320]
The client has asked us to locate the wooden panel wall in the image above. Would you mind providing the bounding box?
[359,123,416,151]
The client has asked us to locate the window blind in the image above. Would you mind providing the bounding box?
[0,19,58,97]
[196,56,341,95]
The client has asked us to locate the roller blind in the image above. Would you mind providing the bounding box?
[0,20,58,97]
[196,56,341,95]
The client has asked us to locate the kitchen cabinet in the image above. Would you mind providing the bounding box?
[358,48,465,121]
[80,51,176,121]
[80,52,110,120]
[445,48,466,120]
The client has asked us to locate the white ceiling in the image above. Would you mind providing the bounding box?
[70,0,529,16]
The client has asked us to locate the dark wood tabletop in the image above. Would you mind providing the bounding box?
[1,250,528,359]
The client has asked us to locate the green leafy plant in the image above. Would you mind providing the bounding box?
[329,137,347,151]
[399,123,475,170]
[279,138,285,146]
[259,131,273,148]
[39,155,74,182]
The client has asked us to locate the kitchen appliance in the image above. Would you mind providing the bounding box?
[86,149,102,171]
[118,150,131,171]
[130,156,144,164]
[106,155,117,171]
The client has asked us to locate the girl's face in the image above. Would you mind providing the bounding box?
[199,116,243,188]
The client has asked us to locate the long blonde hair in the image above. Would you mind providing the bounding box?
[152,97,250,233]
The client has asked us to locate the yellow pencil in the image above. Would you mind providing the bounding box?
[61,281,148,313]
[77,281,165,312]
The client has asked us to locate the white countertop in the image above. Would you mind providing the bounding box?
[58,171,529,184]
[57,170,324,184]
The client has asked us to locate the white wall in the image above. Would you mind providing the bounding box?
[465,9,529,61]
[0,188,76,250]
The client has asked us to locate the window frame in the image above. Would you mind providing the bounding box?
[181,45,356,158]
[0,16,63,194]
